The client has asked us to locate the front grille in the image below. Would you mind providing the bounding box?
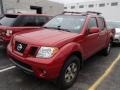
[15,41,27,53]
[29,47,38,57]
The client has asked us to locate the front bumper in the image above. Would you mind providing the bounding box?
[113,35,120,43]
[7,44,63,80]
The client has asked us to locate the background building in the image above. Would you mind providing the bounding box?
[64,0,120,21]
[0,0,64,16]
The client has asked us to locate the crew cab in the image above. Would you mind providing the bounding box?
[7,11,113,89]
[0,13,50,46]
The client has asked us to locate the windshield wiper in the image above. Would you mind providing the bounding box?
[58,28,71,32]
[43,26,58,30]
[57,26,71,32]
[43,26,71,32]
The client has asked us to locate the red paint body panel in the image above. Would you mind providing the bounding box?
[7,13,114,80]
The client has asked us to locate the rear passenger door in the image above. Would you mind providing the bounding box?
[97,17,107,48]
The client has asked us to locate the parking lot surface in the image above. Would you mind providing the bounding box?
[0,45,120,90]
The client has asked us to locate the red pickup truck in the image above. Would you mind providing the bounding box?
[7,11,114,89]
[0,13,50,46]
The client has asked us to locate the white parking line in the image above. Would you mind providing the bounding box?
[0,66,16,73]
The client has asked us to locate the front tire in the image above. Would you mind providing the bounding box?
[57,55,80,89]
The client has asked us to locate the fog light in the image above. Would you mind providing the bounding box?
[39,69,47,77]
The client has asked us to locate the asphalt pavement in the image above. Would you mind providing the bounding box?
[0,45,120,90]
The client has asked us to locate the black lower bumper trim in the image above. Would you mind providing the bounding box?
[9,58,34,74]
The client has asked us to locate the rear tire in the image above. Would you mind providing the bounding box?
[102,42,111,56]
[57,55,80,89]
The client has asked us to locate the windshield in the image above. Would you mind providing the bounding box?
[107,21,120,28]
[43,15,86,33]
[0,14,18,26]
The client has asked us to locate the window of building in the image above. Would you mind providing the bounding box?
[16,0,20,3]
[89,4,94,8]
[99,3,105,7]
[71,6,75,9]
[64,7,67,9]
[79,5,84,8]
[111,2,118,6]
[107,3,109,5]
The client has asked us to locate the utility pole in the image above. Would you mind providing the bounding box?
[0,0,4,14]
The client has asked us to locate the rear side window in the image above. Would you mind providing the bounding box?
[13,15,48,27]
[0,14,18,26]
[88,17,98,29]
[98,17,105,30]
[36,16,49,26]
[13,16,36,27]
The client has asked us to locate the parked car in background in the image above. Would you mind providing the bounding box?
[0,13,51,46]
[7,11,114,89]
[107,21,120,44]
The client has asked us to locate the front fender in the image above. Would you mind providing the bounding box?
[54,42,84,63]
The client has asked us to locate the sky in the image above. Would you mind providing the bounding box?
[49,0,98,4]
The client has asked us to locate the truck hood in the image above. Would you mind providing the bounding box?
[14,29,79,47]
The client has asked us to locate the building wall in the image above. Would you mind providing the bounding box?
[31,0,64,16]
[2,0,63,16]
[64,0,120,21]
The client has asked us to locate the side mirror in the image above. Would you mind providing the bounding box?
[89,27,100,34]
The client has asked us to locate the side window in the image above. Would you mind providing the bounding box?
[36,16,48,26]
[23,16,36,26]
[12,16,36,27]
[98,17,105,30]
[88,17,98,29]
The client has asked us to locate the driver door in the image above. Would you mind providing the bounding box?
[81,17,100,59]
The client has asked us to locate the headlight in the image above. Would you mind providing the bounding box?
[6,30,13,36]
[36,47,59,58]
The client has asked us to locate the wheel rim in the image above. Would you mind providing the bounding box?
[64,62,78,83]
[107,43,111,53]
